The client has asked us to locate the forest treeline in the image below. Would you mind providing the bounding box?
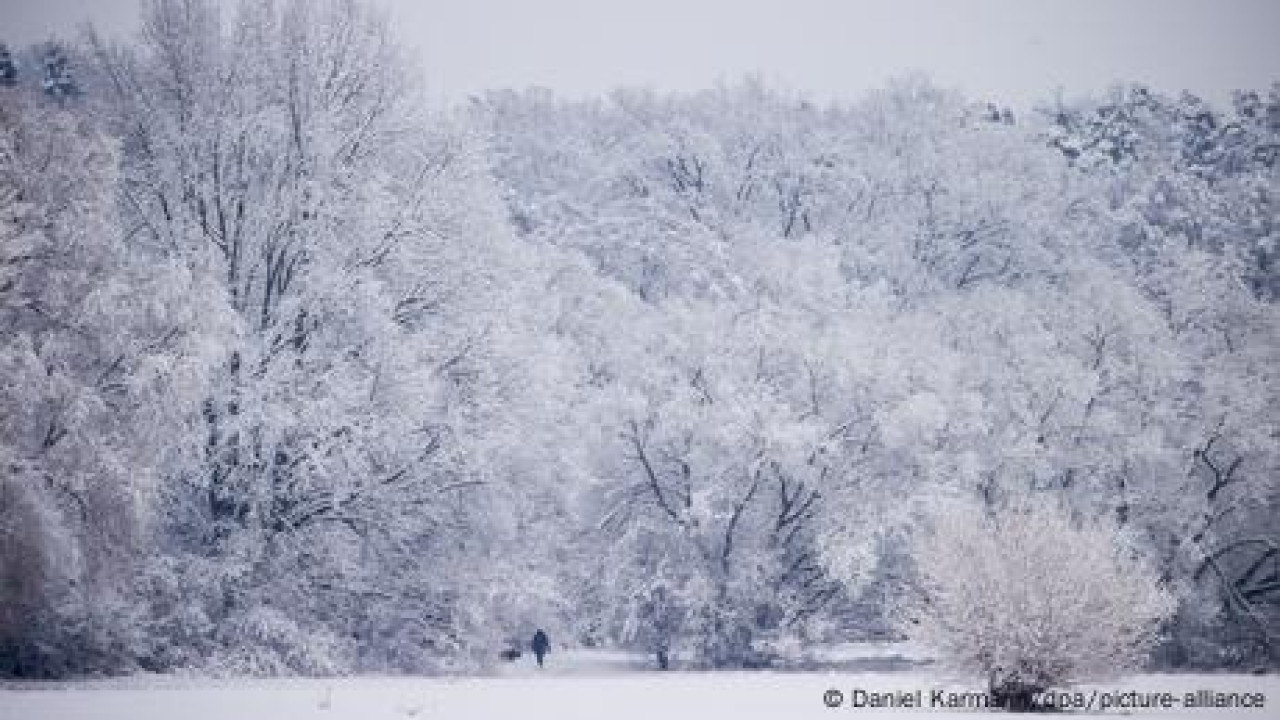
[0,0,1276,679]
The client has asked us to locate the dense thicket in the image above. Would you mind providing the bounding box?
[478,80,1278,670]
[0,1,1275,678]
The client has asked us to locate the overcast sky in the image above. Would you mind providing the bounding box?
[5,0,1279,108]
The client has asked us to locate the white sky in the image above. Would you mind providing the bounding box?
[4,0,1279,109]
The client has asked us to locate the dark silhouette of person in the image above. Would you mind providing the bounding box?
[531,628,550,668]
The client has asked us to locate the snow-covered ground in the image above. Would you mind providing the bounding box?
[2,648,1276,720]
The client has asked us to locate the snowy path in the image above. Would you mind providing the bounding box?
[2,649,1277,720]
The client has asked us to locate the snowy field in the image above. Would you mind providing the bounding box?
[3,648,1277,720]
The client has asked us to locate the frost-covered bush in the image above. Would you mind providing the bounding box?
[901,498,1175,708]
[204,606,346,677]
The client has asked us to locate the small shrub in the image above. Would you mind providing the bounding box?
[899,497,1175,710]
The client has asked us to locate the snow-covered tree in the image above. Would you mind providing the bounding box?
[1038,84,1280,666]
[0,74,209,676]
[83,0,543,673]
[901,496,1175,708]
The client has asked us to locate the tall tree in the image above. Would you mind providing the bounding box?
[90,0,535,673]
[0,76,196,676]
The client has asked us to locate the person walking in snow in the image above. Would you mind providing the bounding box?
[531,628,550,668]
